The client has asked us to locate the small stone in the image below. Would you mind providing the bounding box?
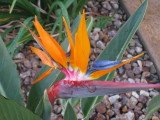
[53,105,62,114]
[114,13,120,20]
[114,20,122,28]
[112,3,119,10]
[124,64,132,70]
[150,90,159,97]
[96,103,106,114]
[152,116,160,120]
[129,40,136,47]
[122,106,128,113]
[90,54,96,61]
[93,28,101,33]
[94,48,102,54]
[116,114,127,120]
[103,35,110,43]
[138,96,148,104]
[137,60,143,71]
[24,77,30,85]
[24,60,32,69]
[138,115,145,120]
[127,96,138,109]
[87,1,94,8]
[109,95,120,104]
[14,52,25,59]
[133,67,142,75]
[140,90,149,97]
[90,40,96,48]
[126,71,134,78]
[114,102,122,112]
[126,111,135,120]
[126,92,132,98]
[118,67,124,74]
[135,46,142,53]
[108,30,117,37]
[150,65,157,74]
[20,70,31,79]
[96,113,105,120]
[107,109,115,117]
[132,92,139,99]
[96,41,106,50]
[144,61,153,67]
[110,118,116,120]
[128,78,135,83]
[127,54,133,58]
[99,31,105,40]
[128,49,135,55]
[102,1,112,10]
[77,113,83,119]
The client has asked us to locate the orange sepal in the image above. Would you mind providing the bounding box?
[62,17,75,65]
[74,10,90,73]
[32,67,54,84]
[30,46,55,67]
[90,53,144,79]
[33,16,68,67]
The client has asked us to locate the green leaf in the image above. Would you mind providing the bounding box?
[0,36,23,105]
[27,66,62,111]
[145,95,160,120]
[64,102,77,120]
[81,0,148,119]
[9,0,17,13]
[7,17,33,57]
[0,95,41,120]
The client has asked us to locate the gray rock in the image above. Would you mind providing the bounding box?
[102,1,112,10]
[128,49,135,55]
[107,109,115,117]
[126,111,135,120]
[20,70,31,79]
[135,46,142,53]
[93,28,101,33]
[140,90,149,97]
[114,20,122,28]
[150,90,159,97]
[128,78,135,83]
[14,52,25,59]
[116,114,127,120]
[96,41,106,50]
[132,92,139,99]
[133,67,142,75]
[96,103,106,114]
[112,3,119,10]
[109,95,120,104]
[144,61,153,67]
[127,96,138,109]
[24,60,32,69]
[150,65,157,74]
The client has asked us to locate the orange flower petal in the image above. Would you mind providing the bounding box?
[20,22,44,50]
[32,68,54,84]
[74,10,90,73]
[62,17,75,65]
[90,53,144,79]
[30,46,55,67]
[33,16,68,67]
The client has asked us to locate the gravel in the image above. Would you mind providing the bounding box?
[6,0,160,119]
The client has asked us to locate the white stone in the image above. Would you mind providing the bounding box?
[132,92,139,98]
[128,78,135,83]
[140,90,149,97]
[109,95,120,104]
[135,46,142,53]
[126,111,135,120]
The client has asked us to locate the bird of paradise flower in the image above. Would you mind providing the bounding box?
[23,11,160,104]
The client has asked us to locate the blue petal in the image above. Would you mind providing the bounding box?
[86,60,122,75]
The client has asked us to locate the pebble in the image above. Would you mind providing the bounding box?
[53,105,62,114]
[109,95,120,104]
[112,3,119,10]
[24,77,30,85]
[129,49,135,55]
[102,1,112,10]
[152,116,160,120]
[77,113,83,119]
[132,92,139,99]
[129,40,136,47]
[144,61,153,67]
[140,90,149,97]
[127,96,138,109]
[126,111,135,120]
[96,113,106,120]
[14,52,25,59]
[150,65,157,74]
[116,114,127,120]
[114,20,122,28]
[150,90,159,97]
[128,78,135,83]
[24,60,32,69]
[96,41,106,50]
[135,46,143,53]
[90,33,99,41]
[93,28,101,33]
[122,106,128,113]
[133,67,142,75]
[107,109,115,117]
[20,70,31,79]
[96,103,106,114]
